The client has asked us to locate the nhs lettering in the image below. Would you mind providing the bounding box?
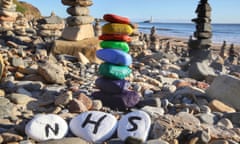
[25,111,151,143]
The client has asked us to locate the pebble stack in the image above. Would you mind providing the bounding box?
[61,0,95,41]
[189,0,212,62]
[37,12,65,41]
[14,15,29,36]
[92,14,141,111]
[0,0,18,31]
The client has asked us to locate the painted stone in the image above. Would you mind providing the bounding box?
[95,77,130,94]
[69,111,118,143]
[99,63,131,79]
[92,90,141,111]
[117,111,151,142]
[100,41,130,53]
[96,49,132,66]
[25,114,68,142]
[102,23,133,35]
[103,13,130,24]
[99,34,132,42]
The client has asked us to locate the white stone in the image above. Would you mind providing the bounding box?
[69,111,118,143]
[117,110,151,142]
[25,114,68,142]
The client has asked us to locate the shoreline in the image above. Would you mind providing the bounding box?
[152,34,240,54]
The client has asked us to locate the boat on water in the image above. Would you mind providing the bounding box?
[143,16,153,23]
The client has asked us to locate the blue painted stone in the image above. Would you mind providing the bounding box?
[92,90,141,111]
[96,49,132,66]
[95,77,130,94]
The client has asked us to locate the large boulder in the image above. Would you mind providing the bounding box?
[51,37,101,63]
[206,74,240,110]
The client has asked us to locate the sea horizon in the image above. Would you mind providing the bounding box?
[136,22,240,45]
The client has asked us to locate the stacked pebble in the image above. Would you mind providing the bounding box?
[0,0,18,31]
[92,14,141,111]
[61,0,95,41]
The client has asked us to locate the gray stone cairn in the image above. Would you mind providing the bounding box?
[189,0,212,62]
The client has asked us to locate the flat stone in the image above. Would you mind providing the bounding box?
[25,114,68,142]
[69,111,118,143]
[67,6,89,16]
[61,24,94,41]
[38,23,65,30]
[76,93,93,110]
[196,113,218,125]
[188,60,216,81]
[118,110,151,142]
[217,118,234,129]
[0,97,14,119]
[39,29,62,37]
[37,61,66,84]
[208,99,236,113]
[38,137,90,144]
[62,0,93,6]
[1,132,23,143]
[66,16,94,26]
[52,38,101,63]
[141,106,164,119]
[7,93,36,105]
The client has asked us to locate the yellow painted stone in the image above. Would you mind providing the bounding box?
[102,23,133,35]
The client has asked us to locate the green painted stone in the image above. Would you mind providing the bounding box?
[99,63,132,79]
[100,41,130,53]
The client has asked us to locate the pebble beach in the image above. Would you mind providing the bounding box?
[0,0,240,144]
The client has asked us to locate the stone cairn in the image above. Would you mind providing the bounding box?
[128,23,146,57]
[93,18,101,37]
[149,26,160,51]
[219,40,227,59]
[37,12,65,41]
[61,0,94,41]
[188,0,215,80]
[92,14,141,111]
[189,0,212,62]
[0,0,18,32]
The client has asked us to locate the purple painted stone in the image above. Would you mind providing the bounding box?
[92,90,141,111]
[95,77,130,94]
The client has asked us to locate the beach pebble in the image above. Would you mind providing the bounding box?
[217,118,233,129]
[118,110,151,142]
[38,137,90,144]
[25,114,68,142]
[69,111,118,143]
[141,106,165,119]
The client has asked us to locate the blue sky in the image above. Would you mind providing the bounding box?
[22,0,240,23]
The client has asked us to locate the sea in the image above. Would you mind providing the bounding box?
[136,22,240,45]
